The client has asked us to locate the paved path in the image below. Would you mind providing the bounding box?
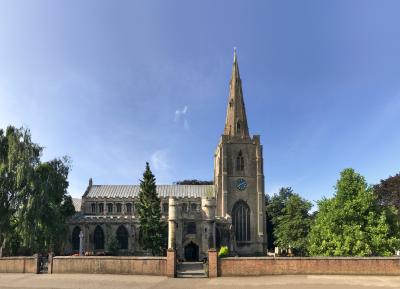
[0,273,400,289]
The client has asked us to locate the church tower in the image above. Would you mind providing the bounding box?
[214,49,266,255]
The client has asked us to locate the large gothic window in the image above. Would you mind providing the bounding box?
[94,225,105,250]
[72,226,81,251]
[232,200,250,242]
[236,151,244,171]
[116,225,129,250]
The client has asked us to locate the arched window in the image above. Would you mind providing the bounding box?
[191,203,197,211]
[236,151,244,171]
[163,203,169,213]
[187,222,196,234]
[126,203,132,214]
[72,226,81,251]
[94,225,105,250]
[116,203,122,213]
[91,203,96,213]
[116,225,128,250]
[98,203,104,213]
[107,203,113,213]
[232,200,250,242]
[236,121,241,134]
[182,203,188,213]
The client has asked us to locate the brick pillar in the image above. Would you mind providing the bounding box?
[166,249,176,278]
[208,249,218,278]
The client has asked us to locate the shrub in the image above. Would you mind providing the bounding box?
[218,246,229,258]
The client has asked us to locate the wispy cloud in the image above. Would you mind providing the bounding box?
[151,149,170,171]
[174,105,189,130]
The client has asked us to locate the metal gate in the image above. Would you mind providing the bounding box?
[39,255,48,273]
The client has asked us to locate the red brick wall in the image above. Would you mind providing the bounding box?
[219,257,400,276]
[52,256,166,275]
[208,249,218,278]
[166,249,176,277]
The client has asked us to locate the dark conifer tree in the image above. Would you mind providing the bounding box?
[136,162,163,256]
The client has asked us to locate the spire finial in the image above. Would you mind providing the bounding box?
[233,47,237,62]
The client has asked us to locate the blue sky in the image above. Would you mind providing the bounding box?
[1,0,399,207]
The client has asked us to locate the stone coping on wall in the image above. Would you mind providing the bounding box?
[221,256,400,260]
[0,256,36,260]
[53,256,167,260]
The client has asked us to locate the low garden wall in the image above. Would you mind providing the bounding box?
[0,256,38,273]
[217,257,400,276]
[52,256,167,275]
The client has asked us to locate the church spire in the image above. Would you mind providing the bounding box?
[224,48,250,138]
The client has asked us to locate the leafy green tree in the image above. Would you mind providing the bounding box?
[0,126,41,256]
[308,168,400,256]
[0,126,75,256]
[274,194,312,255]
[266,187,294,248]
[17,157,75,254]
[136,162,164,256]
[373,173,400,217]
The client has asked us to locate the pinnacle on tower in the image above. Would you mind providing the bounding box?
[223,48,250,138]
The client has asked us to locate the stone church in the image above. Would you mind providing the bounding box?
[67,51,267,260]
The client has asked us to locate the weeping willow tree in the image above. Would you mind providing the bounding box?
[0,126,75,256]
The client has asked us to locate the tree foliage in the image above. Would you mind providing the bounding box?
[265,187,294,248]
[0,126,75,256]
[267,187,312,255]
[274,194,312,255]
[136,162,164,256]
[373,173,400,217]
[308,168,400,256]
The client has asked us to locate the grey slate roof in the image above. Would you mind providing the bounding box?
[72,198,82,212]
[85,185,214,199]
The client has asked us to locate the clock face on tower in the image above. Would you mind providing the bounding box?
[236,178,247,191]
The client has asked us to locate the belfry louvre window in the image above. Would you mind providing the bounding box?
[98,203,104,213]
[232,200,250,242]
[236,151,244,171]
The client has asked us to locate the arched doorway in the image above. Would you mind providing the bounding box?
[184,241,199,261]
[94,225,105,250]
[72,226,81,251]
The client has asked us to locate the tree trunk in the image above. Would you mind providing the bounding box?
[0,237,6,257]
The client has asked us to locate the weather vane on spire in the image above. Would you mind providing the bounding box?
[233,47,237,62]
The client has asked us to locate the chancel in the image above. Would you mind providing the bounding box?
[67,50,267,260]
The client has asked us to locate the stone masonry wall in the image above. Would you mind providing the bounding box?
[52,256,166,275]
[0,256,38,273]
[219,257,400,276]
